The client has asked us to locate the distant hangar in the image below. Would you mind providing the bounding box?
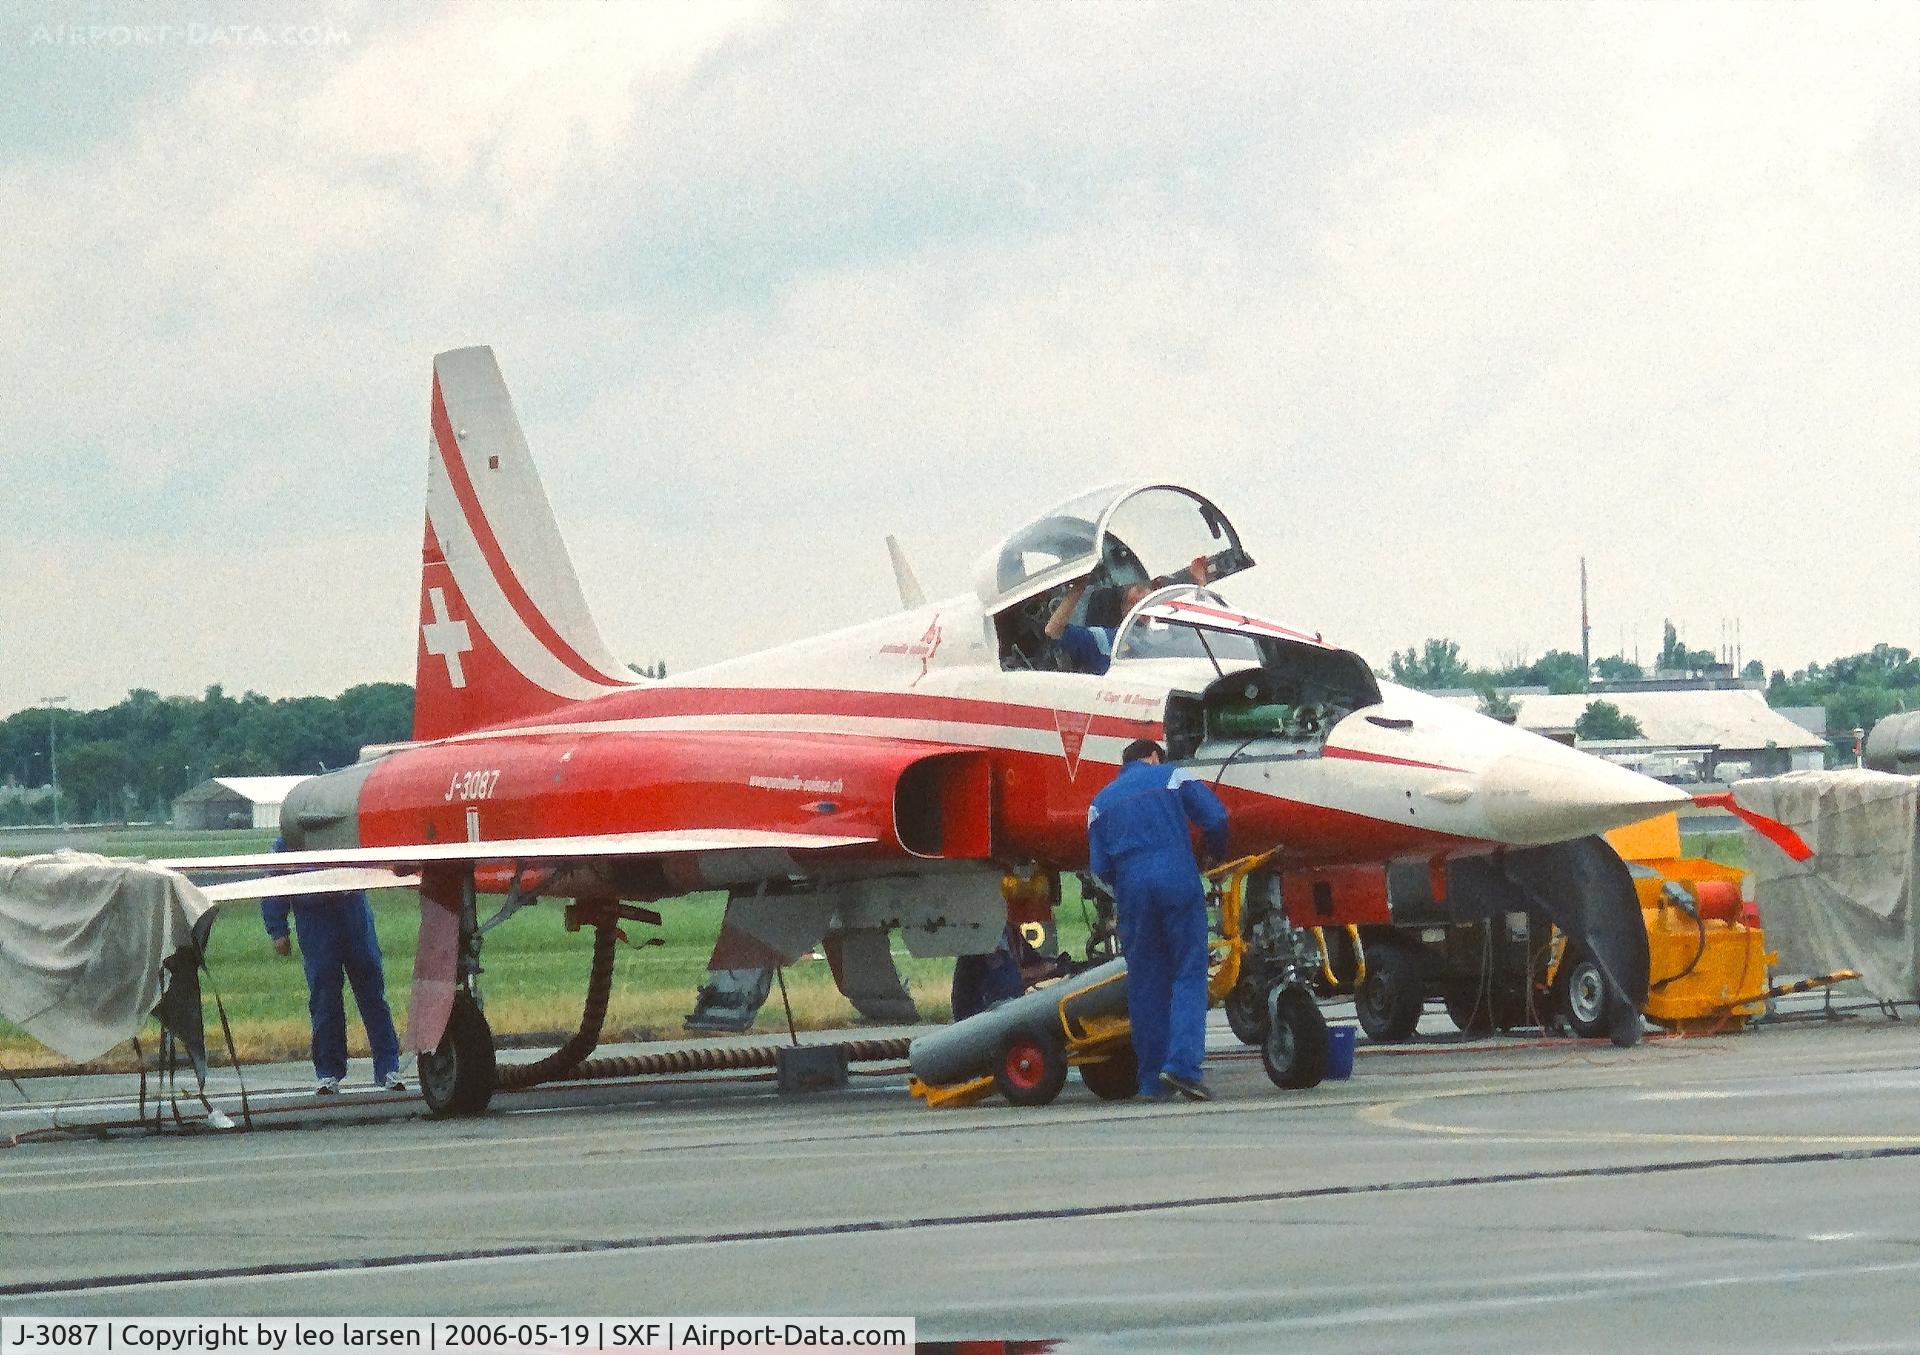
[1442,687,1829,783]
[171,775,309,831]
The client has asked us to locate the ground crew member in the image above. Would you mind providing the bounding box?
[261,838,404,1094]
[1087,739,1229,1100]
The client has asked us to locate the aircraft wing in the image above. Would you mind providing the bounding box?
[196,867,425,903]
[157,828,879,880]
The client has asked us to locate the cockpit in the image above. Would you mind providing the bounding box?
[974,483,1256,673]
[974,483,1383,760]
[1114,589,1384,758]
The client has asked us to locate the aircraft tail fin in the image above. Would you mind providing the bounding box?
[886,534,926,609]
[413,347,636,741]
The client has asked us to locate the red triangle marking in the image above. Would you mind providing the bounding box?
[1054,708,1094,781]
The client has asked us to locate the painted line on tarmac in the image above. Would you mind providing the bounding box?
[1360,1086,1920,1147]
[1148,1253,1920,1338]
[11,1141,1920,1300]
[0,1086,1386,1183]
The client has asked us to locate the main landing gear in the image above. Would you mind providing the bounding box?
[421,991,496,1117]
[415,868,672,1118]
[419,868,497,1118]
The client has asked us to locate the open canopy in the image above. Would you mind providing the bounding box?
[973,483,1254,614]
[1113,586,1381,705]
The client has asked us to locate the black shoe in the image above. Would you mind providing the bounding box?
[1160,1071,1213,1102]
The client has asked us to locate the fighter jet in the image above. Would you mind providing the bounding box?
[168,346,1696,1113]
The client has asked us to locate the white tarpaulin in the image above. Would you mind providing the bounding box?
[1735,771,1920,1001]
[0,851,214,1061]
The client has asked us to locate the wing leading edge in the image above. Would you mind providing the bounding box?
[158,827,879,880]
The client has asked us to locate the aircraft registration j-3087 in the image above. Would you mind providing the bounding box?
[166,345,1750,1115]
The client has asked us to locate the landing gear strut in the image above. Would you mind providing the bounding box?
[419,869,498,1118]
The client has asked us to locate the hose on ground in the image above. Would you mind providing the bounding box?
[493,920,913,1088]
[550,1037,912,1083]
[496,921,618,1091]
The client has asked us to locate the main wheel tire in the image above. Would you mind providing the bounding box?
[1224,977,1268,1046]
[994,1028,1069,1107]
[1555,947,1613,1040]
[420,992,496,1118]
[1261,987,1329,1090]
[1443,982,1497,1034]
[1492,985,1537,1032]
[1354,941,1423,1043]
[1078,1045,1139,1101]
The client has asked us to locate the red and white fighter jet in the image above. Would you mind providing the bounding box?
[170,346,1698,1112]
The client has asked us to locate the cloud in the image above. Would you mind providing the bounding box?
[3,0,1915,714]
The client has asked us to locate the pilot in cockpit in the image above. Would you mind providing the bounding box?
[1043,555,1208,676]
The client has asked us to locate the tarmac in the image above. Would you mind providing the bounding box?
[3,998,1919,1353]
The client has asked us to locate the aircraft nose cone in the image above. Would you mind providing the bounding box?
[1480,747,1690,845]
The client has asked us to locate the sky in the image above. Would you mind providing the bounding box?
[2,0,1915,718]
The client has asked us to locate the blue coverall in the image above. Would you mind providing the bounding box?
[1056,624,1117,676]
[1087,761,1230,1096]
[261,843,400,1085]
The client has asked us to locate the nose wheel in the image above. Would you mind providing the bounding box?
[1261,985,1328,1089]
[1223,977,1269,1046]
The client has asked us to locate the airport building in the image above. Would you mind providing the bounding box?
[170,775,309,831]
[1438,687,1828,783]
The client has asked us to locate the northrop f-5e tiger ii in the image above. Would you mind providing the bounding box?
[170,345,1703,1113]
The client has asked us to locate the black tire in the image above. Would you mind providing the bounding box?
[1224,977,1268,1046]
[1554,946,1613,1040]
[1354,941,1423,1043]
[420,992,496,1118]
[994,1028,1069,1107]
[1078,1045,1139,1101]
[1261,987,1328,1090]
[1492,984,1538,1032]
[1443,982,1497,1034]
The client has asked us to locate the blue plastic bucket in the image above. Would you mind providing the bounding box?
[1326,1024,1357,1081]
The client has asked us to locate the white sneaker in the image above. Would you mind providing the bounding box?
[381,1073,406,1092]
[315,1077,341,1095]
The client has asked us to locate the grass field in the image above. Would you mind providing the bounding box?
[1681,830,1748,869]
[1,826,1101,1074]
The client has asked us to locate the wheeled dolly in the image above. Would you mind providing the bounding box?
[909,852,1332,1107]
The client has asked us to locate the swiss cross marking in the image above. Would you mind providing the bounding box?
[423,587,473,689]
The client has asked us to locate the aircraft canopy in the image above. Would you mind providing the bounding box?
[973,483,1254,613]
[1112,586,1382,705]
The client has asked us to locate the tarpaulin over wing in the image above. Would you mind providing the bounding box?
[1737,771,1918,1001]
[0,852,213,1062]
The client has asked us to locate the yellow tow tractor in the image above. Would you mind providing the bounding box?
[907,850,1336,1107]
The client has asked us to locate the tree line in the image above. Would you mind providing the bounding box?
[0,684,413,826]
[1387,622,1767,696]
[1386,629,1917,750]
